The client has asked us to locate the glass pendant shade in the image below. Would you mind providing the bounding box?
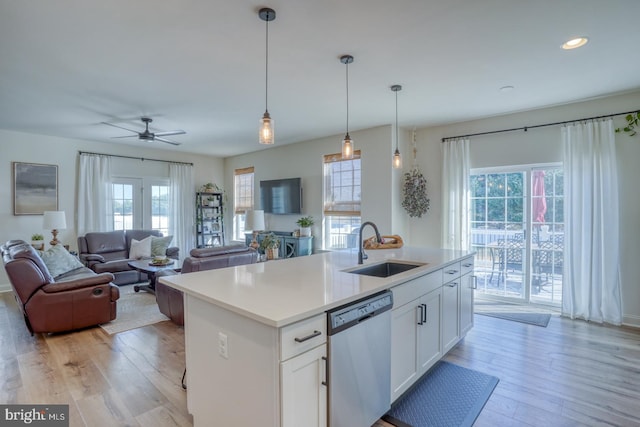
[259,111,274,145]
[342,133,354,159]
[393,148,402,169]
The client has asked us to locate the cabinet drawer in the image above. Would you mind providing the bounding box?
[441,262,462,283]
[392,272,440,308]
[280,313,326,361]
[460,257,474,276]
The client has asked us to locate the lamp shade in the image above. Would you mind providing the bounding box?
[245,210,265,231]
[43,211,67,230]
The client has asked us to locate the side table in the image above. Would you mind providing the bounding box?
[127,259,177,294]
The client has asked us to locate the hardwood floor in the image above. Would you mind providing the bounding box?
[2,290,639,426]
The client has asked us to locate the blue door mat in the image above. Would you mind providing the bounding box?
[383,361,499,427]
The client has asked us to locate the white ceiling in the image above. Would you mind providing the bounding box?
[1,0,639,157]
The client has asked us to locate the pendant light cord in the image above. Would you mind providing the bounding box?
[345,61,349,134]
[395,90,399,150]
[265,13,269,112]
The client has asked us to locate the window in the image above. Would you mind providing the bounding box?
[233,166,255,241]
[470,165,563,305]
[111,177,169,234]
[323,151,361,250]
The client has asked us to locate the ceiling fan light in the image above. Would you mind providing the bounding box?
[259,111,274,145]
[342,133,354,159]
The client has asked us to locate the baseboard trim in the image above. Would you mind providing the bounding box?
[622,314,640,329]
[0,283,11,293]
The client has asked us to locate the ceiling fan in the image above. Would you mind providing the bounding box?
[102,117,185,146]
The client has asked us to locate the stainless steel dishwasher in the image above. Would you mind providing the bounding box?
[327,290,393,427]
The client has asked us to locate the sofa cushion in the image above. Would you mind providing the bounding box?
[85,230,127,254]
[130,236,152,259]
[151,235,173,257]
[92,259,135,274]
[10,244,54,283]
[39,245,84,278]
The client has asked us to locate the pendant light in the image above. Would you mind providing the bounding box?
[258,8,276,145]
[391,84,402,169]
[340,55,354,159]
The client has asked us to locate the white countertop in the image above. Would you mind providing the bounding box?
[159,246,473,328]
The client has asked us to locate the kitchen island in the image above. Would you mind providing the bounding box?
[159,246,475,427]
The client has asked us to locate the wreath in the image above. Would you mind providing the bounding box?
[402,168,430,218]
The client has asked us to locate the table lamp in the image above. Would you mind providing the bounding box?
[43,211,67,246]
[245,210,265,250]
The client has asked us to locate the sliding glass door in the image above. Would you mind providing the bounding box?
[470,165,563,305]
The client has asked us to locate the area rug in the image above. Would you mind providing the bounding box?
[99,285,169,334]
[476,312,551,327]
[383,361,499,427]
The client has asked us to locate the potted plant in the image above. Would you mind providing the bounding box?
[296,216,314,237]
[259,232,280,260]
[31,233,44,250]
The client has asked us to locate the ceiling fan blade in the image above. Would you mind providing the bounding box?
[154,137,182,146]
[111,135,139,139]
[154,130,186,137]
[101,121,140,134]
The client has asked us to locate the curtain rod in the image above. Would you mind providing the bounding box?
[441,109,638,142]
[78,151,193,166]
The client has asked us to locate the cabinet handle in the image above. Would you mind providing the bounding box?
[417,305,424,325]
[446,282,458,287]
[294,330,322,343]
[472,275,478,289]
[421,303,427,323]
[321,356,328,386]
[445,269,458,275]
[463,263,473,268]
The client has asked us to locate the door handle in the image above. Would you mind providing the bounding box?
[321,356,327,386]
[421,303,427,324]
[417,305,424,325]
[294,330,321,343]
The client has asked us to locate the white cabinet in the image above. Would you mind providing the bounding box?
[281,344,327,427]
[390,273,442,402]
[390,256,475,404]
[460,258,475,337]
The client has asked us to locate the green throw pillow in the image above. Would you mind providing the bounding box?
[151,235,173,257]
[39,244,84,278]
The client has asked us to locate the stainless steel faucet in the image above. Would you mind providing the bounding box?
[358,221,382,264]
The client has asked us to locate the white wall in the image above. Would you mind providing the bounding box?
[224,125,408,247]
[0,129,224,289]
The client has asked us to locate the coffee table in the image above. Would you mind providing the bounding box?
[128,259,176,294]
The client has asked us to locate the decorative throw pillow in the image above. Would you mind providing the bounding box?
[151,235,173,257]
[129,236,152,259]
[39,244,84,278]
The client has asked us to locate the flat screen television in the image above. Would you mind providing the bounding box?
[260,177,302,214]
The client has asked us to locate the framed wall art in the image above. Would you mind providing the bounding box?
[13,162,58,215]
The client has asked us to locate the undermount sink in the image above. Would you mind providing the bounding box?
[346,261,425,278]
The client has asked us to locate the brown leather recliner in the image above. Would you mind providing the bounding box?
[155,245,258,325]
[2,240,119,335]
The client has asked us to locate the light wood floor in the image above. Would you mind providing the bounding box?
[2,290,640,427]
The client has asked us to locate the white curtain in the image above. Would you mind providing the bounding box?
[562,119,622,325]
[78,153,112,236]
[169,163,195,263]
[441,138,470,251]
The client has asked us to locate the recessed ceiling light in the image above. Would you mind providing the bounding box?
[562,37,589,50]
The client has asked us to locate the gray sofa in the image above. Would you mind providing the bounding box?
[78,229,179,285]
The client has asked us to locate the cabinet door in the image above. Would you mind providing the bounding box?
[417,289,442,373]
[281,344,327,427]
[390,301,421,402]
[460,272,474,337]
[442,279,460,353]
